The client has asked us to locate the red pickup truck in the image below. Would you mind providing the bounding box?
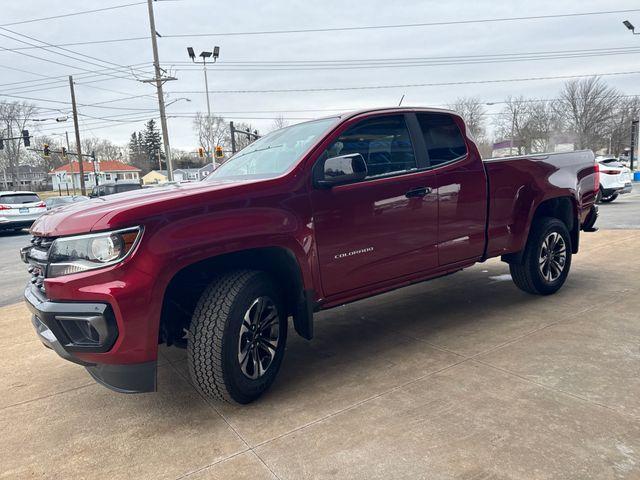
[22,107,599,404]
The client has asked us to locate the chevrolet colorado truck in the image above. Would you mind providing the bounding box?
[22,108,599,404]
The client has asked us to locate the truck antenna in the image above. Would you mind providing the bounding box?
[398,94,405,106]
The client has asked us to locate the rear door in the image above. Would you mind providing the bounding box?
[415,112,487,266]
[310,113,439,297]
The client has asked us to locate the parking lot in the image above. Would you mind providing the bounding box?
[0,193,639,479]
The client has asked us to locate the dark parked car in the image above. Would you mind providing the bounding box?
[89,181,142,198]
[44,195,89,210]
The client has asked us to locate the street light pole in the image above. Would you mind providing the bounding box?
[187,46,220,162]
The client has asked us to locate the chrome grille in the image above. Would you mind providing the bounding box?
[26,236,56,294]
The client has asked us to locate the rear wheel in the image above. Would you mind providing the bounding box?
[188,270,287,404]
[509,217,572,295]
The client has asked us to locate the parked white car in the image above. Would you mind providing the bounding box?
[597,158,633,203]
[0,191,47,232]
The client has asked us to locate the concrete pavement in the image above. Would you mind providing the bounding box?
[1,229,640,479]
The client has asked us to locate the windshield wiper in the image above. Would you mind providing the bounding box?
[231,144,283,161]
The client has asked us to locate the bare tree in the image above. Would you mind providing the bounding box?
[449,97,487,141]
[556,77,621,151]
[193,113,229,164]
[81,137,125,161]
[0,101,37,190]
[606,97,640,157]
[493,96,532,154]
[270,115,289,132]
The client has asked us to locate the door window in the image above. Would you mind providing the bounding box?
[417,113,467,167]
[326,115,416,178]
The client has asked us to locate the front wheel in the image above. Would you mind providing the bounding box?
[509,217,572,295]
[188,270,287,404]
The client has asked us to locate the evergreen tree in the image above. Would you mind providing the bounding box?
[128,131,147,172]
[143,119,164,171]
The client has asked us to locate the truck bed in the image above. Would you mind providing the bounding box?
[482,150,597,259]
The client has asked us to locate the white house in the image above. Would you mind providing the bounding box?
[141,164,216,185]
[50,161,141,191]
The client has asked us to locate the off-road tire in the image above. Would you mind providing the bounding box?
[509,217,572,295]
[188,270,287,404]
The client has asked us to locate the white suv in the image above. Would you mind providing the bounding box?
[597,158,633,203]
[0,191,47,232]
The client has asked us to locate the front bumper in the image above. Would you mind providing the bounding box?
[24,284,156,393]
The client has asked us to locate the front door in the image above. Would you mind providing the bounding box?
[310,113,439,297]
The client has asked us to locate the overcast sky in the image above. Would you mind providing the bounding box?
[2,0,640,152]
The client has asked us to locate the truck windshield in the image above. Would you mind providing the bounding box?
[209,117,337,180]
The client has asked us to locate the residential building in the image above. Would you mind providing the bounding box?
[141,164,215,185]
[1,165,48,191]
[50,160,141,191]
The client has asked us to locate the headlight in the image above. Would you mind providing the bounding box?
[47,227,142,278]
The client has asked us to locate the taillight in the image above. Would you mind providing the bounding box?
[0,204,10,211]
[35,202,46,208]
[600,169,620,175]
[594,162,600,192]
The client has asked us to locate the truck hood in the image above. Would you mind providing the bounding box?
[31,179,259,237]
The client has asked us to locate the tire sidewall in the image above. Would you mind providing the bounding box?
[528,219,572,295]
[221,273,287,403]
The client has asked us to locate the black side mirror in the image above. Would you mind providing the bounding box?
[315,153,367,188]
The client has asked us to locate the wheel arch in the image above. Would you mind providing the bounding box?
[503,195,579,264]
[159,246,314,347]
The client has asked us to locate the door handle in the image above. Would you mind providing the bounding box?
[405,186,431,198]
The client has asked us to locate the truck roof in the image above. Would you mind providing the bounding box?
[337,106,459,119]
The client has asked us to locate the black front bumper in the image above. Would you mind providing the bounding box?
[24,285,156,393]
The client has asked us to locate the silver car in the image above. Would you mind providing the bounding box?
[0,191,47,231]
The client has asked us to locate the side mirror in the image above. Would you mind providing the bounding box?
[315,153,367,188]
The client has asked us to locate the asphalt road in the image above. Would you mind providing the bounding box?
[594,187,640,229]
[0,184,637,307]
[0,229,30,307]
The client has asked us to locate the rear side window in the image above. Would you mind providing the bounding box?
[417,113,467,167]
[326,115,416,178]
[0,194,40,204]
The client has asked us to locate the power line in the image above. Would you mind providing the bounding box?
[169,48,640,72]
[167,46,640,66]
[162,8,640,38]
[2,8,639,51]
[0,62,151,88]
[169,70,640,94]
[0,1,146,27]
[0,27,147,81]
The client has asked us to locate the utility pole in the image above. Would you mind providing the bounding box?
[146,0,174,181]
[68,75,86,196]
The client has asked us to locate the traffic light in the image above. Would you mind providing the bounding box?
[197,147,205,159]
[214,145,224,159]
[43,144,50,157]
[61,147,67,159]
[22,129,30,147]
